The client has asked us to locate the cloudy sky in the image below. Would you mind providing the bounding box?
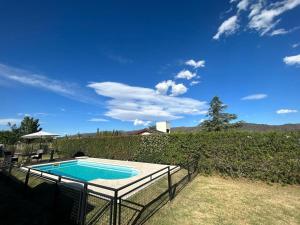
[0,0,299,134]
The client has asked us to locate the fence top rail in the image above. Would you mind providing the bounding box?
[116,165,171,192]
[118,169,169,198]
[24,166,118,192]
[22,165,174,194]
[19,160,192,198]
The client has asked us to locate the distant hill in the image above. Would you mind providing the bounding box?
[66,123,300,137]
[172,123,300,133]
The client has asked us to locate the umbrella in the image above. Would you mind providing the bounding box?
[21,131,60,161]
[21,131,60,139]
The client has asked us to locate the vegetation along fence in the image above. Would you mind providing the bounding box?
[0,160,198,225]
[54,131,300,184]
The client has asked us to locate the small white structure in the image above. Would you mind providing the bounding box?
[155,121,171,133]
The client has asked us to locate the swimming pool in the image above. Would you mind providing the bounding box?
[32,160,139,181]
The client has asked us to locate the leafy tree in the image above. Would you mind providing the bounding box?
[201,96,242,131]
[19,116,42,135]
[0,117,42,144]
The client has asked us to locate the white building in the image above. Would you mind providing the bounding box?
[155,121,171,133]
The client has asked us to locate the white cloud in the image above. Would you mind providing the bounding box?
[87,82,207,123]
[17,113,31,117]
[155,80,187,96]
[199,118,206,123]
[107,53,133,64]
[170,83,187,96]
[133,119,151,126]
[0,63,97,104]
[88,118,109,122]
[276,109,298,114]
[213,15,239,40]
[292,43,300,48]
[175,70,197,80]
[190,80,200,86]
[249,1,265,18]
[241,93,268,100]
[283,54,300,65]
[155,80,174,95]
[270,26,300,36]
[248,0,300,35]
[0,118,21,126]
[270,28,289,36]
[237,0,250,11]
[216,0,300,39]
[185,59,205,69]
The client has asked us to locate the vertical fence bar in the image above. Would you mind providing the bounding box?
[24,168,31,188]
[79,183,88,225]
[109,198,113,225]
[8,163,13,174]
[118,197,121,225]
[112,190,118,225]
[187,163,191,181]
[167,166,173,200]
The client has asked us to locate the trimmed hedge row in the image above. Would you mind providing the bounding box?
[54,131,300,184]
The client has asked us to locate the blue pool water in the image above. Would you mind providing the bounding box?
[32,160,138,181]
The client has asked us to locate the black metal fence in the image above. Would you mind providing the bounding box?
[1,159,198,225]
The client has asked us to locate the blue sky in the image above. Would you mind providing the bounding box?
[0,0,300,134]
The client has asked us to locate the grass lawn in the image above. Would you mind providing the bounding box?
[1,169,299,225]
[145,175,300,225]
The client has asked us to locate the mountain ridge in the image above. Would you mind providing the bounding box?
[172,123,300,132]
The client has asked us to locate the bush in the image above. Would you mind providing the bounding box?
[54,131,300,184]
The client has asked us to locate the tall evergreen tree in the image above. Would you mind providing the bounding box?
[201,96,242,131]
[19,116,42,135]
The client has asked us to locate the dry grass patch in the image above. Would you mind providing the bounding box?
[145,175,300,225]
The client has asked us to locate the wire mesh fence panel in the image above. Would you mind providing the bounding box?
[9,167,27,183]
[27,173,49,188]
[119,174,169,225]
[171,168,188,184]
[85,193,112,225]
[189,162,198,180]
[58,184,83,224]
[170,168,189,197]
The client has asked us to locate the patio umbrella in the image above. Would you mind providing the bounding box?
[21,131,60,139]
[21,131,60,160]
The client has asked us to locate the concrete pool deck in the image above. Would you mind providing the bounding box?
[23,157,178,198]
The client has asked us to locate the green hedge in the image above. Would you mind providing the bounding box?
[54,131,300,184]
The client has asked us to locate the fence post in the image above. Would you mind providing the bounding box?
[187,163,191,182]
[109,198,113,225]
[24,168,31,188]
[118,197,121,225]
[79,183,88,225]
[8,163,13,174]
[167,166,173,200]
[112,190,118,225]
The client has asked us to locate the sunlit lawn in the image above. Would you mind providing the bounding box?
[145,175,300,225]
[1,162,299,225]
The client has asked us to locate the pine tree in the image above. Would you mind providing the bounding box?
[201,96,242,131]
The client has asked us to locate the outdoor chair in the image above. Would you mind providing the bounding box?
[3,151,19,164]
[31,149,44,162]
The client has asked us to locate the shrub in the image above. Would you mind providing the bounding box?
[54,131,300,184]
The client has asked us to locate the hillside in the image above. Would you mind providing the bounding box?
[68,123,300,137]
[172,123,300,133]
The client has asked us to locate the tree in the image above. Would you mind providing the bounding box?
[19,116,42,135]
[201,96,242,131]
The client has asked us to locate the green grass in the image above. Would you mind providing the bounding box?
[1,163,299,225]
[145,175,300,225]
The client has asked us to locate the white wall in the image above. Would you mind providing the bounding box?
[156,121,171,133]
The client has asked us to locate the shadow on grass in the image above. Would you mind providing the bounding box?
[0,174,76,225]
